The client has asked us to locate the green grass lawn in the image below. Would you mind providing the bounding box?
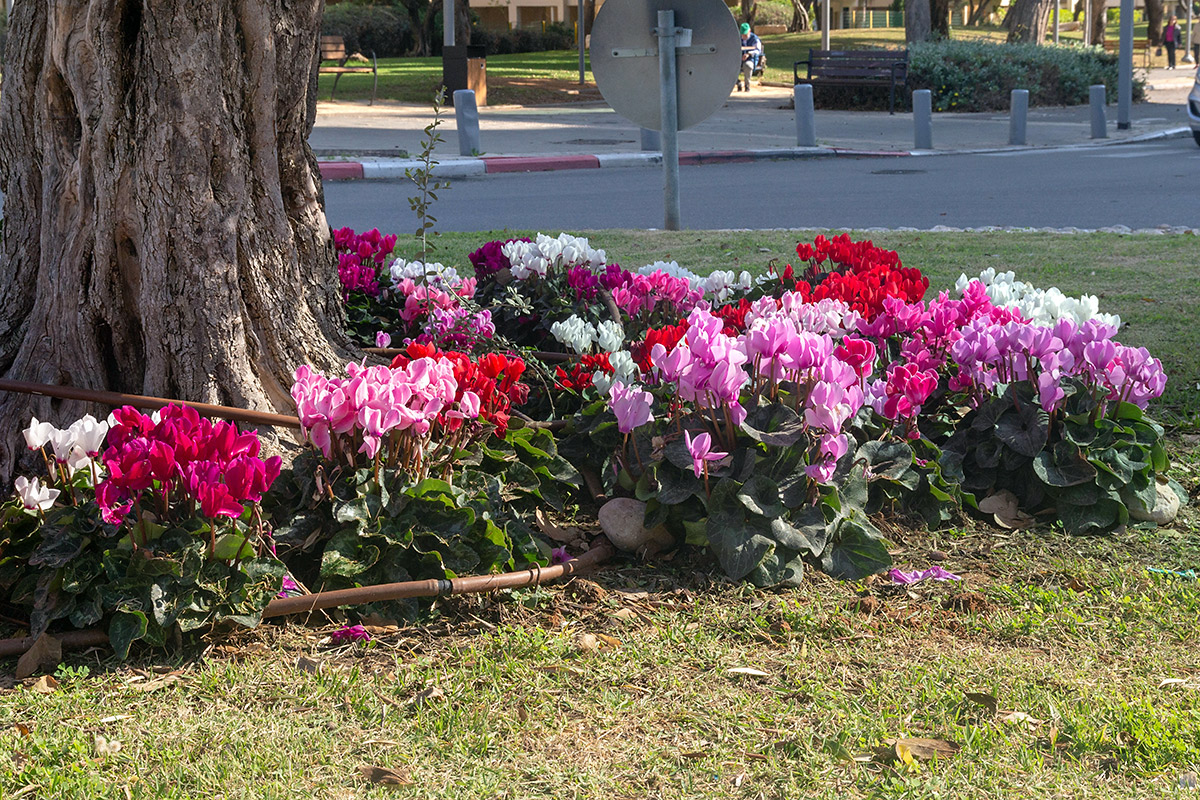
[3,231,1197,799]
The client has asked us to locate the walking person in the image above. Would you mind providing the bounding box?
[1164,15,1180,69]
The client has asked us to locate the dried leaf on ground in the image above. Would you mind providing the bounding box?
[411,685,445,707]
[130,672,184,692]
[14,723,30,737]
[359,765,412,787]
[16,634,61,680]
[29,676,58,695]
[965,691,999,714]
[609,608,640,622]
[878,734,960,767]
[977,490,1035,529]
[726,667,770,678]
[295,656,323,675]
[535,509,582,544]
[93,734,122,757]
[998,709,1044,725]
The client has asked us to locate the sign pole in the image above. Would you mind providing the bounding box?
[657,10,681,231]
[578,0,587,83]
[1117,0,1132,130]
[822,0,831,50]
[445,0,455,48]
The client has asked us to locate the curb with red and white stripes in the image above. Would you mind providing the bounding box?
[316,126,1190,181]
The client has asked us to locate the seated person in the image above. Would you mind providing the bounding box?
[738,23,764,92]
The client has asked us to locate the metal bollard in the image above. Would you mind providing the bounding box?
[794,84,817,147]
[453,90,481,156]
[640,127,661,151]
[1009,89,1029,146]
[1089,84,1108,139]
[913,89,932,150]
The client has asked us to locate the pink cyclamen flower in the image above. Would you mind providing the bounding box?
[684,430,727,478]
[889,566,961,584]
[608,382,654,434]
[330,624,372,645]
[550,547,574,565]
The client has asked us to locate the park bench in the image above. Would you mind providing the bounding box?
[320,35,378,105]
[793,48,909,114]
[1101,38,1150,68]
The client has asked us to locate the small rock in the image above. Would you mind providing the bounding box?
[598,498,673,554]
[1126,480,1182,525]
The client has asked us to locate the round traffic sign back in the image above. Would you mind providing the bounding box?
[590,0,740,131]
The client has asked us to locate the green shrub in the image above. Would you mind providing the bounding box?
[909,40,1145,111]
[810,40,1146,112]
[322,4,415,58]
[752,0,794,27]
[471,22,577,55]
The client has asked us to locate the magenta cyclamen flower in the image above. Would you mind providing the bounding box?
[330,624,372,645]
[608,382,654,434]
[550,547,574,565]
[684,430,727,478]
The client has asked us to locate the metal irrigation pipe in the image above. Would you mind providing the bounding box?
[0,379,302,430]
[0,543,614,658]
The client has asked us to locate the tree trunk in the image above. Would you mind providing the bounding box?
[1004,0,1055,41]
[931,0,953,37]
[791,0,812,31]
[741,0,759,25]
[1145,0,1164,44]
[0,0,350,484]
[968,0,998,26]
[1089,0,1107,42]
[907,0,933,42]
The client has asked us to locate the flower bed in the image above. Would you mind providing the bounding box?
[3,231,1182,655]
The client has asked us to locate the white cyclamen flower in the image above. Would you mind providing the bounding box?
[22,417,55,451]
[550,316,597,354]
[68,414,110,457]
[596,320,624,353]
[14,476,59,513]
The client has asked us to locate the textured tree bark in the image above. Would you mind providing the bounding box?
[1088,0,1107,43]
[931,0,953,38]
[790,0,812,32]
[1004,0,1055,41]
[1144,0,1164,45]
[906,0,932,42]
[0,0,351,484]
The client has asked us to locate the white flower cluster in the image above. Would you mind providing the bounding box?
[503,233,606,281]
[956,268,1121,329]
[388,258,461,289]
[592,351,640,396]
[637,260,700,283]
[701,269,754,303]
[550,316,624,355]
[23,414,110,475]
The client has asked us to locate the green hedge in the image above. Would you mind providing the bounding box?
[322,4,415,58]
[810,40,1146,112]
[470,22,577,55]
[909,40,1146,111]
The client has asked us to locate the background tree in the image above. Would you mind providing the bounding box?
[1144,0,1164,45]
[1087,0,1107,42]
[907,0,933,42]
[790,0,812,31]
[931,0,952,36]
[741,0,759,25]
[0,0,352,484]
[1004,0,1056,41]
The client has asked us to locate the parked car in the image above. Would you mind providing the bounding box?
[1189,66,1200,146]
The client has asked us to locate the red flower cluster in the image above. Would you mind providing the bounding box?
[713,298,754,336]
[390,343,528,435]
[97,405,282,529]
[333,227,398,300]
[785,235,928,320]
[631,321,689,372]
[554,353,613,392]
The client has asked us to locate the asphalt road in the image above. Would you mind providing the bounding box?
[324,137,1200,232]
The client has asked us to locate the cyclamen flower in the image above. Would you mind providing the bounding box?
[330,624,372,645]
[684,430,727,478]
[14,476,59,513]
[22,417,55,451]
[608,382,654,434]
[550,547,574,565]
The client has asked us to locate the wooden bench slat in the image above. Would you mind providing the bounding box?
[318,35,378,105]
[793,48,909,114]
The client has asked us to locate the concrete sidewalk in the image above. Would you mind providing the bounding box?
[311,67,1197,179]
